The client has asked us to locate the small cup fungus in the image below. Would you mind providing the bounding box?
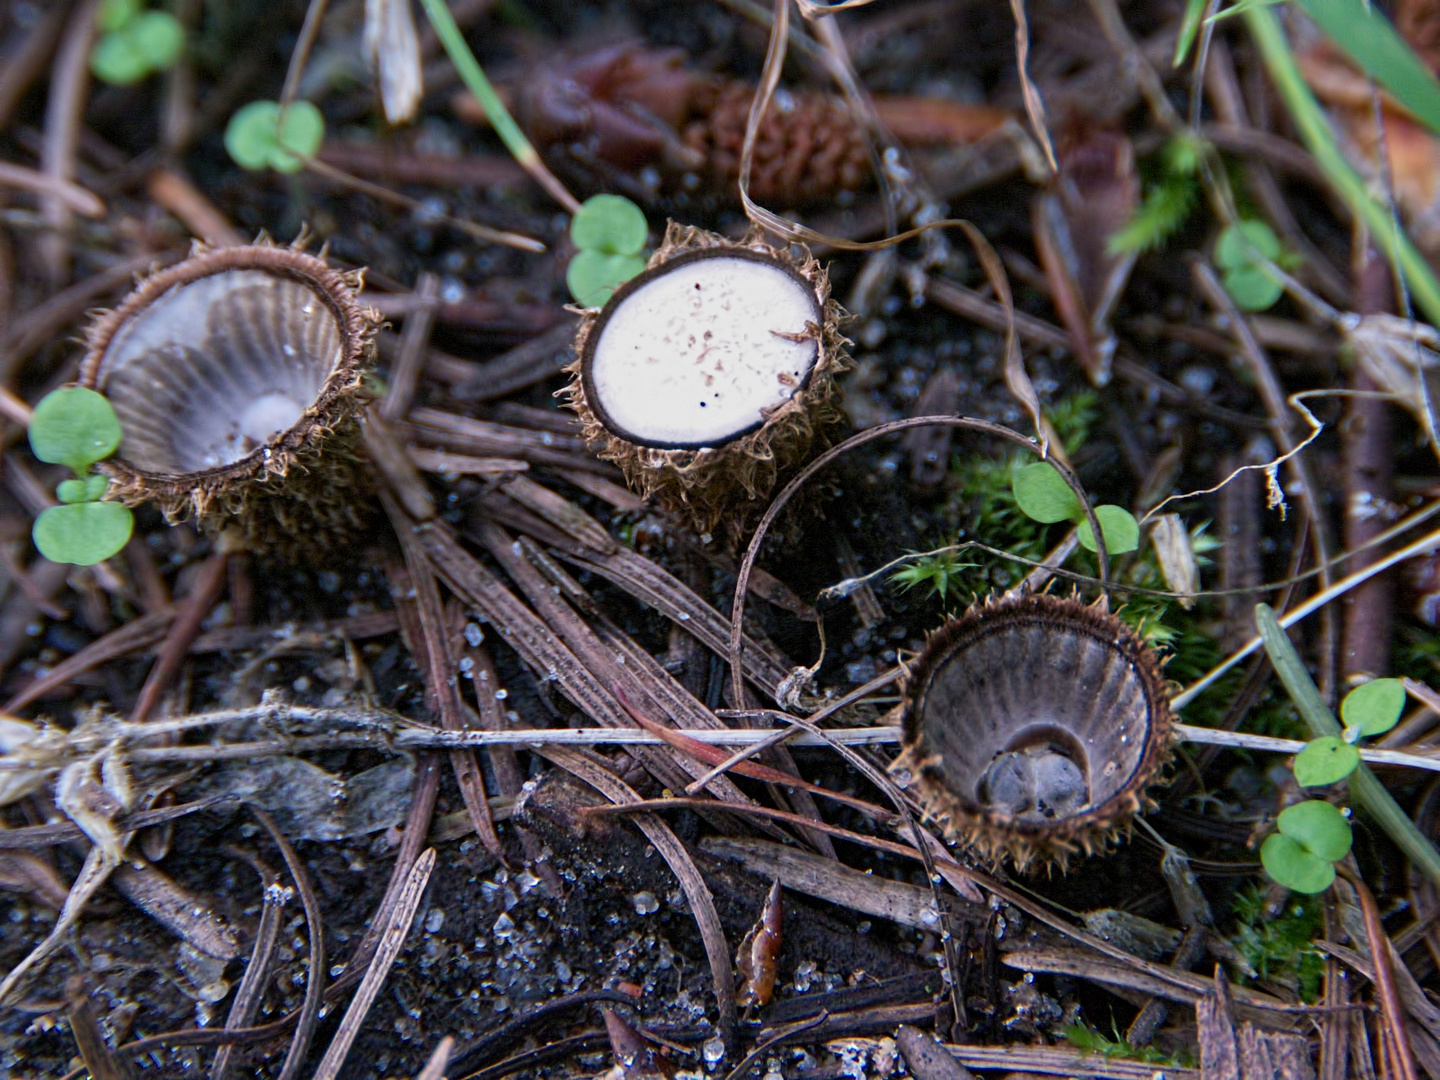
[565,222,847,538]
[894,592,1173,871]
[78,239,379,555]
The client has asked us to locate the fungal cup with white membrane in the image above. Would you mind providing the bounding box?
[585,253,821,449]
[92,270,342,474]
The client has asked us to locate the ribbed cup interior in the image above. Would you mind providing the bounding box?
[91,270,343,475]
[914,616,1152,816]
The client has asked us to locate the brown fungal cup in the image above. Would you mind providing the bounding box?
[894,593,1172,871]
[78,240,379,555]
[564,222,847,539]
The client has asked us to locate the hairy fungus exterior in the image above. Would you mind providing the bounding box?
[893,593,1173,872]
[564,222,847,538]
[78,240,379,555]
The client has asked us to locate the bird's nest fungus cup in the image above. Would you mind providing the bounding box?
[894,593,1173,871]
[78,240,379,556]
[565,223,847,538]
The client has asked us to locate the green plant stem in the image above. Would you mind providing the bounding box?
[1244,5,1440,327]
[416,0,580,214]
[1296,0,1440,140]
[1256,603,1440,887]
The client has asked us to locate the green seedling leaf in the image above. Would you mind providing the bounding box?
[1173,0,1208,66]
[1261,832,1336,894]
[225,100,325,173]
[1340,677,1406,738]
[130,11,184,69]
[1013,461,1081,523]
[33,502,133,566]
[1076,505,1141,555]
[1293,736,1360,787]
[1216,220,1281,270]
[567,249,646,307]
[91,33,150,85]
[1277,799,1352,862]
[571,195,648,256]
[91,8,183,85]
[1223,265,1283,312]
[56,480,91,505]
[1205,0,1284,24]
[29,388,123,474]
[99,0,141,32]
[84,474,110,500]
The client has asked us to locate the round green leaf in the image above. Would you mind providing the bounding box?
[1012,461,1081,524]
[1216,219,1280,270]
[1341,678,1406,738]
[90,32,150,85]
[225,100,324,173]
[571,195,649,255]
[1261,833,1336,894]
[98,0,141,33]
[566,249,646,307]
[29,388,123,474]
[130,11,184,69]
[84,474,110,501]
[1076,504,1141,555]
[1293,736,1360,787]
[1277,799,1352,862]
[56,479,90,505]
[33,502,133,566]
[1222,265,1283,312]
[225,101,282,171]
[275,101,325,168]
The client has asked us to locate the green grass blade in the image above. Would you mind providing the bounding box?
[416,0,579,213]
[1255,603,1440,887]
[1296,0,1440,139]
[1245,5,1440,327]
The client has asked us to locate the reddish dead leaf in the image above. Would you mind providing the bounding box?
[610,685,886,816]
[600,1007,672,1080]
[736,880,784,1009]
[1031,128,1139,386]
[1297,35,1440,257]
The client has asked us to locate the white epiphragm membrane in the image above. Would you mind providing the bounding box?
[588,255,820,448]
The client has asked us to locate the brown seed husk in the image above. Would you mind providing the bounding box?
[563,222,849,540]
[77,239,380,558]
[893,592,1173,872]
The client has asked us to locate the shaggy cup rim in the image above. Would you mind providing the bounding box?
[77,242,374,499]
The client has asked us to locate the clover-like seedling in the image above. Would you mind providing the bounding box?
[1011,461,1140,556]
[91,0,184,86]
[1292,678,1405,788]
[567,194,649,307]
[1264,679,1406,893]
[225,101,326,174]
[28,388,133,566]
[1292,736,1360,787]
[1214,220,1287,312]
[1262,799,1352,894]
[1341,677,1406,741]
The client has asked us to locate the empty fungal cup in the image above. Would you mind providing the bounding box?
[895,593,1172,870]
[78,241,378,554]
